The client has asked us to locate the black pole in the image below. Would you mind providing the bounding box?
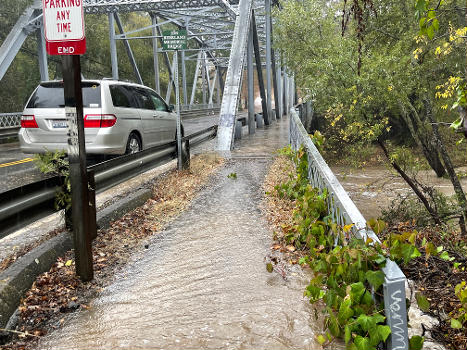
[62,55,93,282]
[251,11,270,125]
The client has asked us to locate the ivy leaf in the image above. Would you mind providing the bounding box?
[450,318,462,329]
[316,334,326,345]
[439,251,454,261]
[365,270,385,290]
[354,335,371,350]
[367,219,386,235]
[409,335,424,350]
[373,314,386,324]
[374,254,386,265]
[329,313,340,337]
[361,290,373,306]
[338,298,354,323]
[415,292,430,312]
[411,247,421,259]
[350,282,366,304]
[401,244,420,264]
[345,325,351,344]
[356,314,373,332]
[377,325,391,342]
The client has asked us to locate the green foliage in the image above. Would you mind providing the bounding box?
[273,148,427,349]
[415,292,431,312]
[450,281,467,330]
[274,0,466,229]
[409,335,424,350]
[381,191,460,227]
[309,131,325,152]
[274,146,310,200]
[227,172,237,179]
[34,151,71,211]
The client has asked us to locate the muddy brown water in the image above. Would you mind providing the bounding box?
[37,118,342,350]
[332,166,467,220]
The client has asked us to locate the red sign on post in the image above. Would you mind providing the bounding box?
[42,0,86,55]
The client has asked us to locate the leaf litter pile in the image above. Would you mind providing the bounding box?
[383,222,467,350]
[0,153,224,350]
[261,154,308,275]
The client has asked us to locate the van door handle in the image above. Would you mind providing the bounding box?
[152,114,158,118]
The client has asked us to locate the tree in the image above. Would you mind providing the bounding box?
[273,0,467,233]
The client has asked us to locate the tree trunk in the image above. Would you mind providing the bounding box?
[403,101,446,177]
[424,99,467,236]
[378,139,442,226]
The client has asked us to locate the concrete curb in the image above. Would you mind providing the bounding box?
[0,187,153,329]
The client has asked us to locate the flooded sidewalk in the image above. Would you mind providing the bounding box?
[37,118,324,350]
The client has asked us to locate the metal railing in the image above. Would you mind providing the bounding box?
[0,113,21,128]
[290,107,408,350]
[181,103,220,111]
[0,125,217,239]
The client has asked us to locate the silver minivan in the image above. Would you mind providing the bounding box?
[19,79,179,155]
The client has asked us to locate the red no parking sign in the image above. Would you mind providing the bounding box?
[42,0,86,55]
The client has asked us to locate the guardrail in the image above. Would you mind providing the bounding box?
[0,125,218,239]
[290,107,408,350]
[181,103,220,111]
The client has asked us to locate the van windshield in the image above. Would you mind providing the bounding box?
[26,82,101,108]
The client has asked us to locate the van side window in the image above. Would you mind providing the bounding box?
[133,88,155,110]
[109,85,135,108]
[148,91,168,111]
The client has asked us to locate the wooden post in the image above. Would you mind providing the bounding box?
[62,55,93,282]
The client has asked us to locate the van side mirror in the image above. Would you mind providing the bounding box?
[168,104,175,112]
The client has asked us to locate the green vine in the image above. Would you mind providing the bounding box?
[273,146,428,349]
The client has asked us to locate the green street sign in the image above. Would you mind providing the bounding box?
[162,29,187,51]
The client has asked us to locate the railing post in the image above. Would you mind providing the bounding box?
[383,260,409,350]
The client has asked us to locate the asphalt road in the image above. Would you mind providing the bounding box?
[0,114,219,194]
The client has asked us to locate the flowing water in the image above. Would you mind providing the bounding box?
[333,166,467,219]
[37,117,337,350]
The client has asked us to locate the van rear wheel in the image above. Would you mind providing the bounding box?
[125,133,142,154]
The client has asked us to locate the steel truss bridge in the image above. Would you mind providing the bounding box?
[0,0,295,151]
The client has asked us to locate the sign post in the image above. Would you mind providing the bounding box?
[42,0,93,281]
[163,30,187,171]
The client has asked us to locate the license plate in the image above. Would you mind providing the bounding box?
[52,120,68,128]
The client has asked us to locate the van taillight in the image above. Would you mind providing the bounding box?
[84,114,117,128]
[21,115,38,128]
